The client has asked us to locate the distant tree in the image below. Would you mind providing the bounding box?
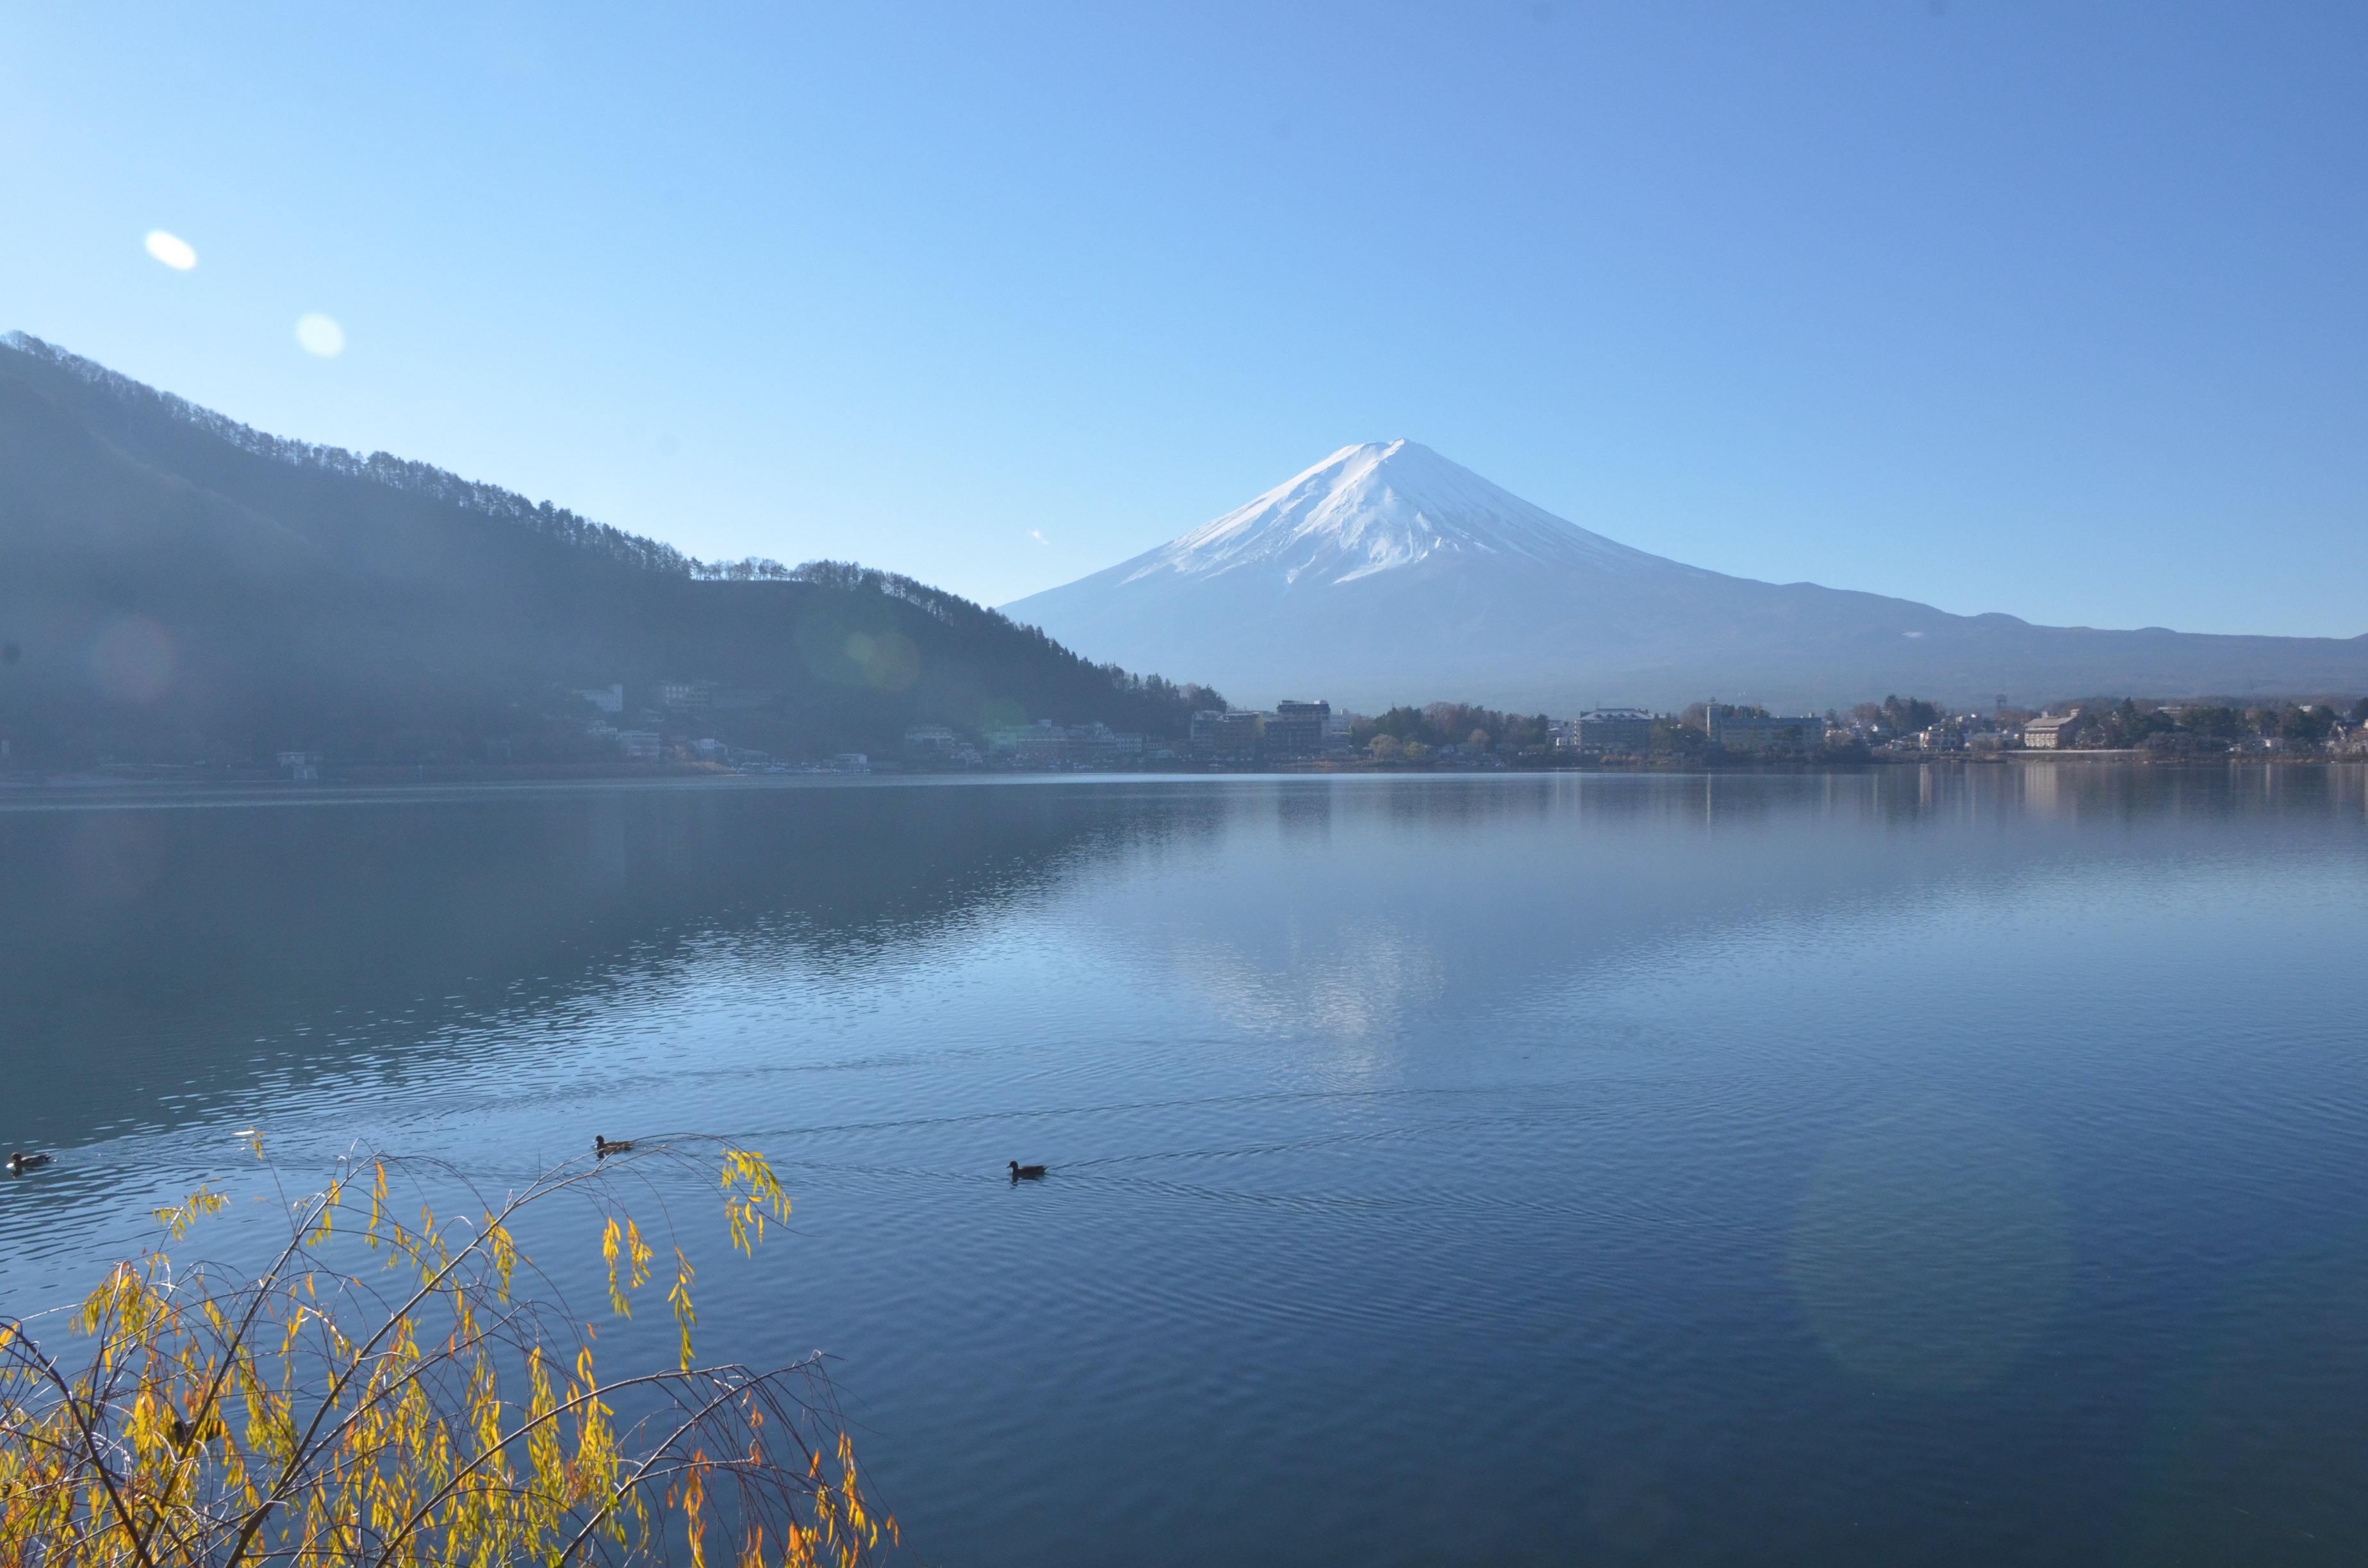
[1401,740,1435,763]
[2080,697,2177,749]
[1349,703,1552,755]
[1881,695,1939,733]
[2181,705,2246,740]
[696,557,796,581]
[1362,707,1427,744]
[1651,717,1708,758]
[2282,705,2335,744]
[1367,733,1402,761]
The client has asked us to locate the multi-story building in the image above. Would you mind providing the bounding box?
[1065,723,1145,765]
[1190,710,1262,762]
[1707,710,1824,752]
[988,719,1147,767]
[990,720,1068,766]
[1262,699,1332,760]
[1573,709,1655,753]
[2023,711,2084,749]
[1188,710,1219,758]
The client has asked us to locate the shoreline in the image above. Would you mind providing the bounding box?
[1,750,2357,799]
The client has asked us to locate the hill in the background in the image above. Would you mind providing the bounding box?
[0,334,1218,767]
[1003,440,2368,712]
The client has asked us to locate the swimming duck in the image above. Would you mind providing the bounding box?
[1008,1161,1046,1180]
[7,1151,53,1173]
[594,1136,633,1159]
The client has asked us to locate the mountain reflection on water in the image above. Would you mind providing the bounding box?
[4,766,2368,1567]
[1,780,1213,1143]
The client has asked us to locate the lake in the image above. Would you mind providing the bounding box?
[4,765,2368,1565]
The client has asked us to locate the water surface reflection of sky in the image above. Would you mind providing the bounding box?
[4,767,2367,1566]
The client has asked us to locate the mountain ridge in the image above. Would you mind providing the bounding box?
[1005,440,2367,712]
[0,336,1218,765]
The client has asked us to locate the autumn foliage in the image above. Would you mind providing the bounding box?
[0,1138,892,1566]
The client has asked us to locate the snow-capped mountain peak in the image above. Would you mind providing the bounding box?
[1124,439,1670,589]
[1001,437,2368,712]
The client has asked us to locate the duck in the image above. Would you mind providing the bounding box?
[7,1151,53,1173]
[594,1136,634,1159]
[1008,1160,1046,1180]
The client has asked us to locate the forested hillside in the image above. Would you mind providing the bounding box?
[0,334,1217,767]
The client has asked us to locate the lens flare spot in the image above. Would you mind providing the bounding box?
[295,314,346,357]
[86,614,176,703]
[145,230,198,270]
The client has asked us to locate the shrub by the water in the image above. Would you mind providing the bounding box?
[0,1138,892,1567]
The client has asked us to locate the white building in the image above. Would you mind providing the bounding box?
[905,724,959,753]
[2023,712,2083,749]
[988,720,1145,767]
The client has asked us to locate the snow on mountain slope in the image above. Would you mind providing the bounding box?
[1003,441,2368,714]
[1126,439,1692,588]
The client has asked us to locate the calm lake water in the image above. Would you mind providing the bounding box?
[6,767,2368,1565]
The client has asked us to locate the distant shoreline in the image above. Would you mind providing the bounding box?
[2,750,2354,800]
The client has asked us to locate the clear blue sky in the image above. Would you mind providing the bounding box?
[4,3,2363,636]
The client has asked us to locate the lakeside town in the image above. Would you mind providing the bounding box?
[570,684,2368,776]
[31,685,2364,787]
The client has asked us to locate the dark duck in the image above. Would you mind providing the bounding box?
[595,1136,634,1159]
[1008,1160,1046,1180]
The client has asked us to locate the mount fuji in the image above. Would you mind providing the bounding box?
[1002,440,2368,713]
